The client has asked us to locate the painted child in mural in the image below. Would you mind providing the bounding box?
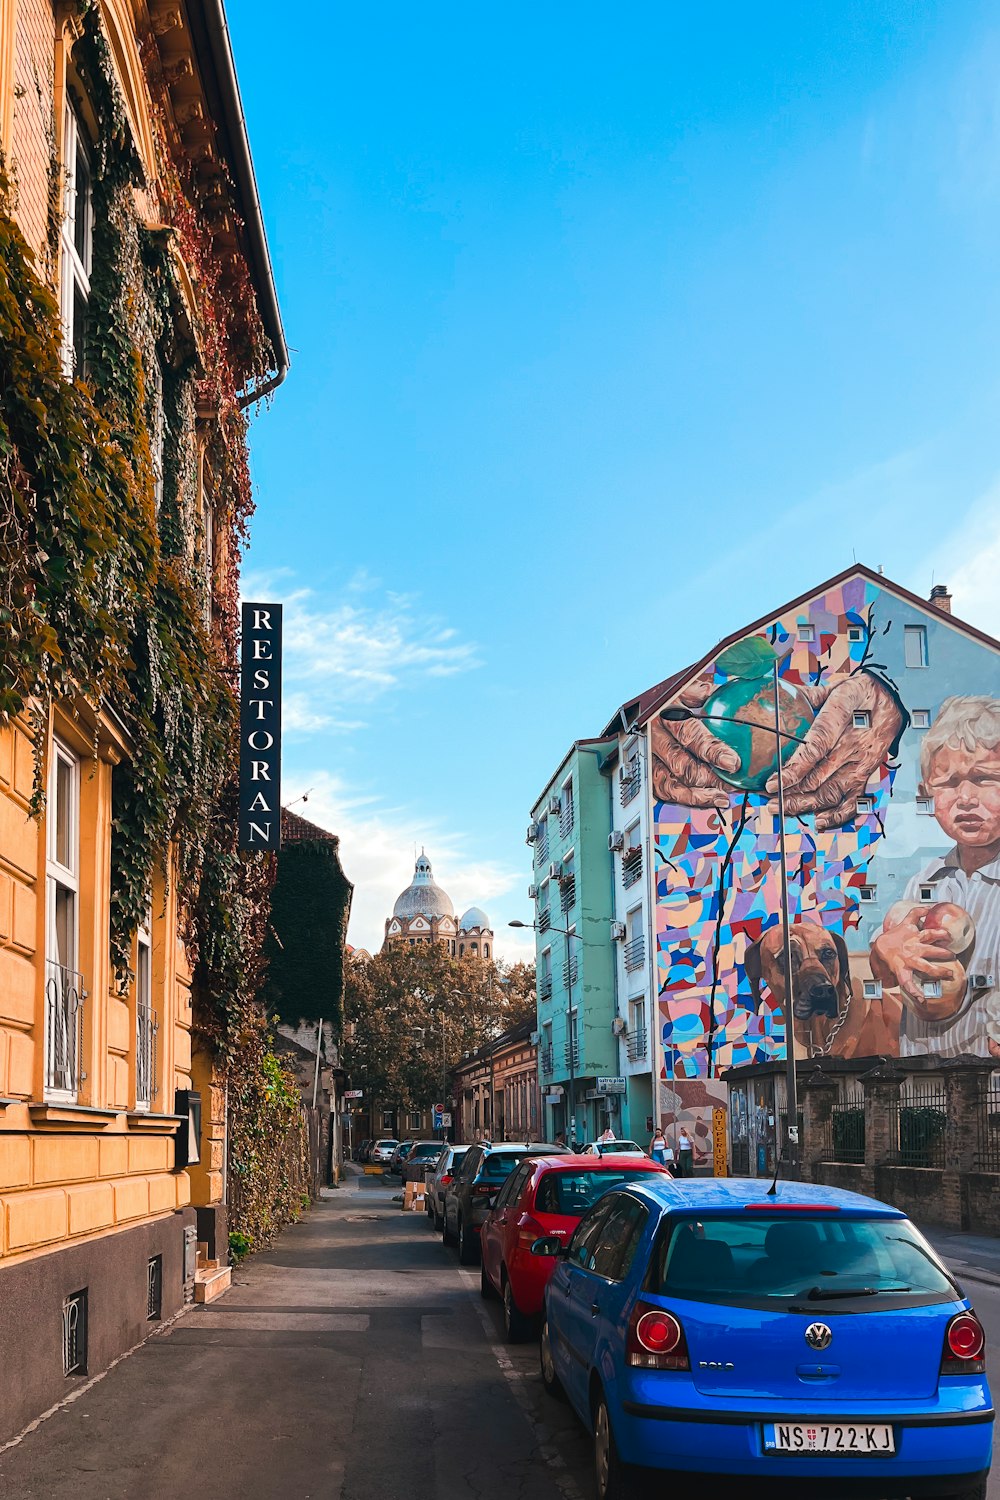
[648,579,906,1081]
[871,696,1000,1059]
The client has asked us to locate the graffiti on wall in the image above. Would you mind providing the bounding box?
[649,575,1000,1082]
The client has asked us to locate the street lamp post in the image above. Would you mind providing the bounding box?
[662,659,808,1180]
[510,918,581,1148]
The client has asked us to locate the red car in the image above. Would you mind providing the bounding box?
[479,1153,668,1341]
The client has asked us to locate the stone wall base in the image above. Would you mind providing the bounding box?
[195,1203,228,1261]
[0,1207,196,1445]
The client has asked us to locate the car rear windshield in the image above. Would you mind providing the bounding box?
[651,1214,957,1305]
[481,1151,528,1181]
[412,1144,441,1158]
[536,1169,661,1215]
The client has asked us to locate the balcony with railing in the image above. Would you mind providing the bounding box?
[559,874,576,913]
[538,906,551,933]
[562,952,579,988]
[619,762,641,805]
[622,845,643,888]
[45,959,86,1098]
[559,795,574,839]
[534,827,549,866]
[623,935,645,972]
[540,1045,554,1077]
[538,973,553,1001]
[627,1027,648,1063]
[564,1036,580,1070]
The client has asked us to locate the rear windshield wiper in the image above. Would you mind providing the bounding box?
[803,1284,911,1300]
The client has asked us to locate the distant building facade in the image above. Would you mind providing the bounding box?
[383,852,494,959]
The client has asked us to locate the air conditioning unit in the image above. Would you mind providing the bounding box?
[611,920,626,941]
[527,884,539,900]
[608,831,624,852]
[971,973,995,990]
[526,822,539,844]
[529,1030,540,1045]
[548,795,561,816]
[548,863,559,881]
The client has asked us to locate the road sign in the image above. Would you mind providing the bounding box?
[344,1089,363,1100]
[441,1112,452,1127]
[432,1104,444,1127]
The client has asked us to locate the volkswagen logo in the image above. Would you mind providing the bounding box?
[805,1322,833,1351]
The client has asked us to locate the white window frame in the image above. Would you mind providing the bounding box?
[60,102,93,377]
[922,979,943,1000]
[916,796,935,815]
[134,906,156,1112]
[45,739,82,1102]
[798,624,815,643]
[904,625,929,668]
[912,709,931,729]
[848,626,865,642]
[863,980,883,1000]
[856,796,874,814]
[859,884,876,903]
[852,711,871,730]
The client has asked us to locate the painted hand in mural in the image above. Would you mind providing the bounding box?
[870,907,968,1020]
[650,673,741,810]
[765,672,904,831]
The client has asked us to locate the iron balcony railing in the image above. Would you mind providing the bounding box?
[538,974,553,1001]
[540,1046,554,1078]
[562,953,579,988]
[622,846,643,888]
[627,1027,648,1062]
[623,935,645,972]
[538,906,551,933]
[619,764,641,805]
[559,875,576,913]
[559,797,574,839]
[564,1036,580,1070]
[534,830,549,866]
[135,1002,159,1111]
[45,959,86,1097]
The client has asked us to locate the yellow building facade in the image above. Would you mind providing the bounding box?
[0,0,285,1440]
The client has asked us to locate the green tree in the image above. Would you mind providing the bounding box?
[343,945,535,1113]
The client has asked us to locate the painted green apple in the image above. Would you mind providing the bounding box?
[703,639,816,792]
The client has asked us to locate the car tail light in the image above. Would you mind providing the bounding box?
[626,1302,690,1371]
[472,1183,494,1197]
[941,1312,986,1374]
[517,1214,546,1249]
[440,1174,453,1187]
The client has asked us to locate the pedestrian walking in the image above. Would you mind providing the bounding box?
[677,1127,694,1177]
[649,1127,672,1168]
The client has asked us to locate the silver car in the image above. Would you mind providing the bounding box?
[370,1138,399,1165]
[426,1144,470,1231]
[401,1141,444,1184]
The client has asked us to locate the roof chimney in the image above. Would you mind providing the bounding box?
[929,584,952,615]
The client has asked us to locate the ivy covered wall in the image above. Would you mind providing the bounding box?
[263,810,354,1031]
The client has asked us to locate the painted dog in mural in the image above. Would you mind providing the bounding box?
[744,922,901,1059]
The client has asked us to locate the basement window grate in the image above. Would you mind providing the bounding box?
[63,1289,87,1376]
[147,1255,162,1320]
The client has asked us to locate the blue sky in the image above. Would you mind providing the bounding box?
[230,1,1000,955]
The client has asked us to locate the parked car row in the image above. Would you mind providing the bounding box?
[412,1140,994,1500]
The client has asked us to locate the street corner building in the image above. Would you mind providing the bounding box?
[0,0,286,1441]
[528,567,1000,1169]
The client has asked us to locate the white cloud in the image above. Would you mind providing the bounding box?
[242,571,481,711]
[286,771,527,959]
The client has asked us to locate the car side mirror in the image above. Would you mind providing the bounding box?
[530,1236,566,1257]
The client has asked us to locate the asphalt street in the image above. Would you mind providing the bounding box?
[0,1174,998,1500]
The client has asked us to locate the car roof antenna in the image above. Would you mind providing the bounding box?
[766,1156,780,1197]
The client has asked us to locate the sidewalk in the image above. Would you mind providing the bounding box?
[921,1224,1000,1287]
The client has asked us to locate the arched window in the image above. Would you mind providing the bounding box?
[471,943,478,955]
[459,943,464,956]
[484,944,490,958]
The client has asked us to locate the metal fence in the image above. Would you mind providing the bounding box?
[976,1080,1000,1172]
[829,1091,866,1164]
[891,1083,948,1168]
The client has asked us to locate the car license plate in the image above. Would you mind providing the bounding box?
[763,1423,895,1455]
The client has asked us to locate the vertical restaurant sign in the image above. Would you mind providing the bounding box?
[239,601,282,850]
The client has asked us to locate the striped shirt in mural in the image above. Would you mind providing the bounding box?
[898,850,1000,1059]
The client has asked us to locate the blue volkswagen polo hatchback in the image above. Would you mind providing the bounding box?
[536,1177,993,1499]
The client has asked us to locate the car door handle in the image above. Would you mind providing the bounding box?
[590,1302,600,1317]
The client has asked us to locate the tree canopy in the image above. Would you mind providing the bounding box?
[343,945,535,1112]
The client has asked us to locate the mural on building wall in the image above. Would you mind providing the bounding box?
[649,575,1000,1107]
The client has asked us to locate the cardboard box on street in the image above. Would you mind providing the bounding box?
[403,1181,426,1210]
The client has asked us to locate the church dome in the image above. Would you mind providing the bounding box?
[393,852,455,920]
[460,906,490,932]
